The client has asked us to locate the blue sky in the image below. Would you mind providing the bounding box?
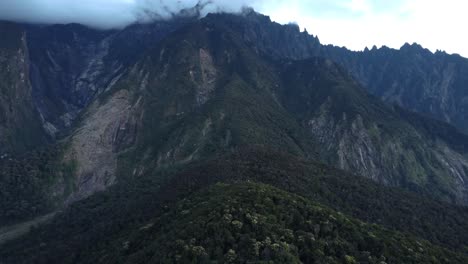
[255,0,468,57]
[0,0,466,57]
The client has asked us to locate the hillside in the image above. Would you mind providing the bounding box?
[3,148,468,262]
[100,182,468,264]
[1,10,468,227]
[2,10,468,264]
[43,183,468,263]
[96,15,468,205]
[212,11,468,134]
[0,21,48,154]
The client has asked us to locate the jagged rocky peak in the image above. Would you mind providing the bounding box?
[1,10,468,216]
[3,11,468,263]
[399,42,433,55]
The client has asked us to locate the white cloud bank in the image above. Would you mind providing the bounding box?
[260,0,468,57]
[0,0,262,28]
[0,0,466,57]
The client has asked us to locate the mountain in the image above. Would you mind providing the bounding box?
[62,13,468,206]
[31,11,468,209]
[2,10,468,263]
[332,44,468,134]
[3,148,468,263]
[277,58,468,203]
[25,19,194,138]
[0,22,48,154]
[219,11,468,134]
[75,182,467,264]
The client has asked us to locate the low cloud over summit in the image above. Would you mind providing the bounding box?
[0,0,264,29]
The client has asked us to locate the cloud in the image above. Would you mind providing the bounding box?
[0,0,466,57]
[0,0,137,28]
[0,0,263,29]
[261,0,468,57]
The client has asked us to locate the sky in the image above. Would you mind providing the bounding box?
[0,0,466,57]
[257,0,468,57]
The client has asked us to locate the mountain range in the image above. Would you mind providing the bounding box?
[1,9,468,263]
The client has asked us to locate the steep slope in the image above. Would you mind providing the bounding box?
[26,24,114,136]
[2,11,468,264]
[0,22,48,154]
[26,19,191,137]
[0,20,193,225]
[27,13,468,209]
[108,19,319,181]
[210,11,468,134]
[10,16,319,214]
[277,58,468,204]
[6,14,468,258]
[2,12,468,230]
[0,19,202,226]
[169,12,468,204]
[119,14,468,204]
[62,88,140,203]
[329,44,468,134]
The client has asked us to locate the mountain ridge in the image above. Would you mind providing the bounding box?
[2,11,468,223]
[206,11,468,134]
[2,11,468,263]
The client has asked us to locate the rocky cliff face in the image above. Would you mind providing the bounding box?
[26,24,115,136]
[4,12,468,264]
[110,22,318,179]
[213,12,468,134]
[77,17,468,205]
[276,58,468,204]
[62,89,140,203]
[331,44,468,134]
[0,22,48,154]
[25,20,190,138]
[0,19,195,223]
[2,12,468,221]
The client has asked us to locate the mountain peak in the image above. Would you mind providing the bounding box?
[3,11,468,264]
[400,42,425,51]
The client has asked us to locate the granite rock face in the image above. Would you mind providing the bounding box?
[0,22,48,154]
[2,12,468,218]
[25,20,190,138]
[216,12,468,134]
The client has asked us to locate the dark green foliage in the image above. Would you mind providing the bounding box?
[3,148,468,263]
[0,146,64,226]
[393,105,468,154]
[158,148,468,253]
[276,57,468,204]
[114,182,467,264]
[3,13,468,264]
[206,12,468,135]
[115,20,318,176]
[4,180,467,263]
[115,15,468,205]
